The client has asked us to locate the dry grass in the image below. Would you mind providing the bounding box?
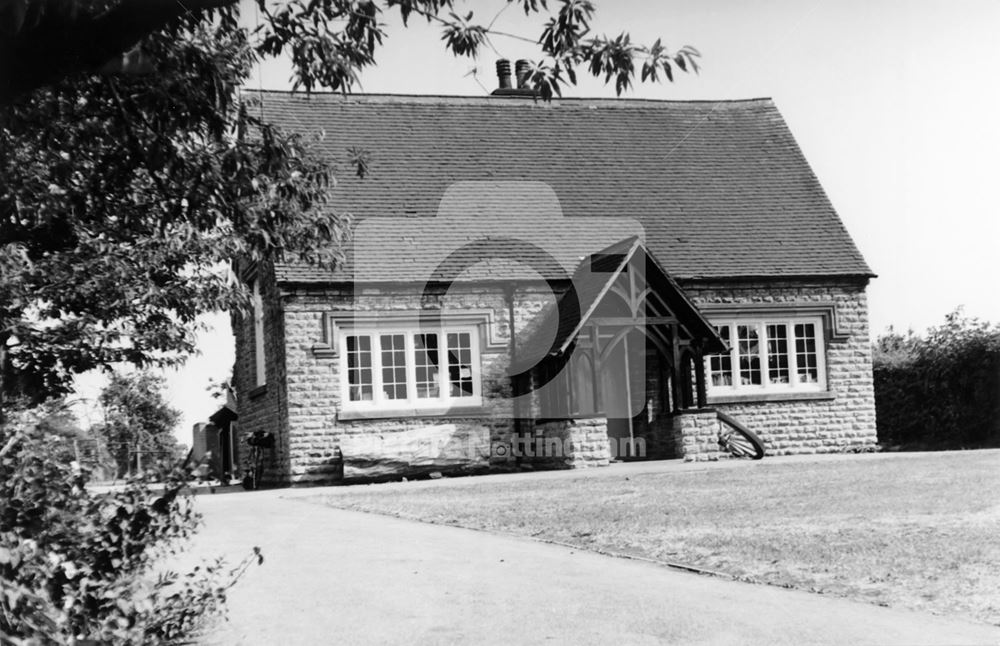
[314,451,1000,626]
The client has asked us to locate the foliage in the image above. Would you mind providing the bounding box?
[0,1,699,641]
[0,405,261,645]
[0,63,341,405]
[98,371,181,478]
[872,309,1000,449]
[1,0,699,409]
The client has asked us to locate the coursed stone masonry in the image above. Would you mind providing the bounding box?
[530,418,612,468]
[682,279,879,458]
[232,276,878,483]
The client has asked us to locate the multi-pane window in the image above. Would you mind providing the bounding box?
[737,325,761,386]
[414,334,441,399]
[709,325,733,387]
[766,324,789,384]
[380,334,407,400]
[346,335,373,402]
[340,327,481,410]
[447,332,474,398]
[795,323,820,384]
[706,318,825,395]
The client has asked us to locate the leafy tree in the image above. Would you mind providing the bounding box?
[98,371,181,478]
[0,0,700,102]
[0,2,701,641]
[0,1,700,417]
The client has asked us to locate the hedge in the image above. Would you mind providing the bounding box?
[873,310,1000,449]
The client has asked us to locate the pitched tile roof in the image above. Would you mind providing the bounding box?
[259,91,873,283]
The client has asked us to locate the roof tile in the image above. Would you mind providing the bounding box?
[259,91,873,283]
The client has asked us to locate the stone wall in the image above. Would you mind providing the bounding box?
[337,419,494,481]
[231,274,879,483]
[243,281,556,484]
[683,279,878,456]
[671,410,726,461]
[530,418,611,468]
[231,263,288,484]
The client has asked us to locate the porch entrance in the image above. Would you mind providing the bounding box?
[600,327,671,459]
[520,237,727,461]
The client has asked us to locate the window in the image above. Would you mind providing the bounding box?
[253,280,266,387]
[339,327,482,411]
[345,335,373,401]
[447,332,475,398]
[706,317,825,395]
[380,334,408,400]
[708,325,733,387]
[414,333,441,398]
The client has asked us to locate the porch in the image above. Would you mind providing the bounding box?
[512,237,737,465]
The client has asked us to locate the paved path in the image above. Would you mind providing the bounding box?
[183,484,1000,646]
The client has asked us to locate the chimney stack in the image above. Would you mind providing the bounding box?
[495,59,512,90]
[490,59,537,97]
[514,59,531,89]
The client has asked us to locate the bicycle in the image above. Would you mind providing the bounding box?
[716,411,766,460]
[241,431,275,491]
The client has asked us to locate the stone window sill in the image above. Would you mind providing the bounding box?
[338,406,487,422]
[707,391,836,405]
[248,384,268,400]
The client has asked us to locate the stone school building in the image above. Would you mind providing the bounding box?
[232,73,877,485]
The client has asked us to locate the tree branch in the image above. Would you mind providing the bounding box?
[105,78,174,227]
[1,0,237,101]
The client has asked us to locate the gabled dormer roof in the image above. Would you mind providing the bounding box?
[258,91,873,283]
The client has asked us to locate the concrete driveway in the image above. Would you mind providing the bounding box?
[179,485,1000,646]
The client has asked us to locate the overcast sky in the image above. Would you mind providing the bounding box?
[74,0,1000,441]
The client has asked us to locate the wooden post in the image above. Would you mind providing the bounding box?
[670,325,682,412]
[591,325,602,412]
[694,347,707,408]
[622,330,634,447]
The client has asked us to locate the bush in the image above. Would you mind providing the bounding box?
[0,406,259,645]
[873,309,1000,449]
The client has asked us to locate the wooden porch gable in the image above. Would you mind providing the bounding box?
[513,237,727,416]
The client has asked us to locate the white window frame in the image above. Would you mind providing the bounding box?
[705,316,827,396]
[252,280,266,387]
[337,325,484,413]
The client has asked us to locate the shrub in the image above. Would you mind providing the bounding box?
[0,406,259,645]
[873,309,1000,449]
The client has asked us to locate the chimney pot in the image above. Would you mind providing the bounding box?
[495,59,512,90]
[515,59,531,89]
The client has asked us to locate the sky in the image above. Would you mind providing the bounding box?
[73,0,1000,442]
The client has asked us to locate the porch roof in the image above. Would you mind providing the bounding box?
[512,237,727,373]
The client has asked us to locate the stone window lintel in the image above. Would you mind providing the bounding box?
[313,308,508,358]
[697,302,850,342]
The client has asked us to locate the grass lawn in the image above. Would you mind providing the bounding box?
[315,451,1000,626]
